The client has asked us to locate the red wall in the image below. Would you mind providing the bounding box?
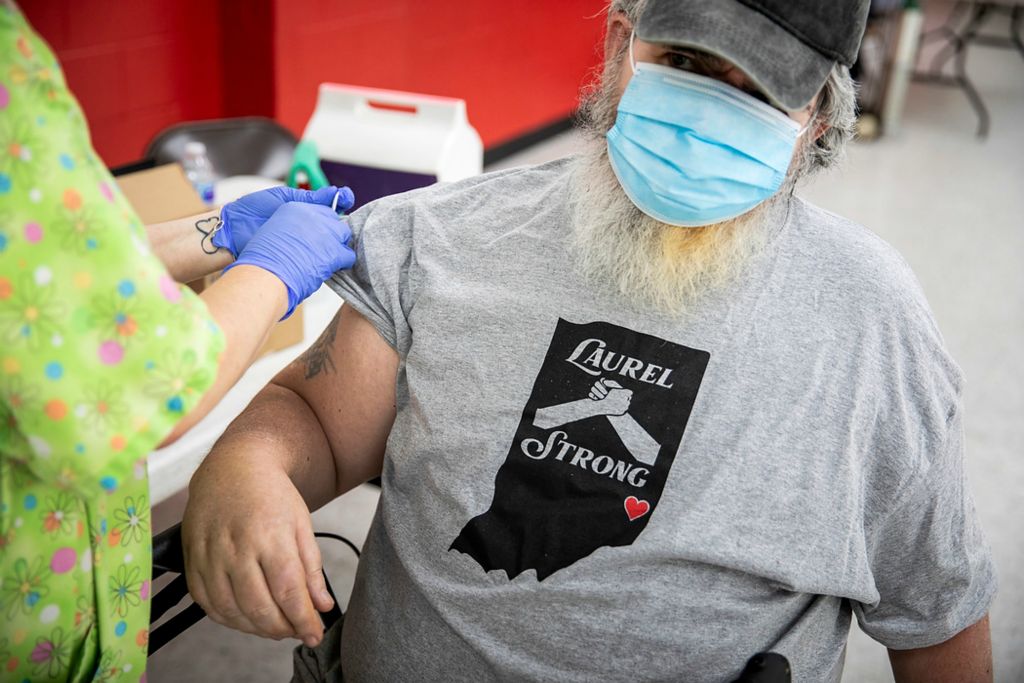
[23,0,226,167]
[272,0,607,147]
[23,1,607,167]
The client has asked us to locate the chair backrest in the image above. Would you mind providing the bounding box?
[144,117,299,181]
[148,523,351,655]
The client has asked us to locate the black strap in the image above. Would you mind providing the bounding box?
[313,532,361,558]
[320,568,343,631]
[313,532,358,631]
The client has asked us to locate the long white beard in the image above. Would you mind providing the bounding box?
[568,137,775,317]
[565,43,815,317]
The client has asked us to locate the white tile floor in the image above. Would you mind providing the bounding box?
[149,6,1024,681]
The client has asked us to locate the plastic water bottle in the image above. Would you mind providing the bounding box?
[182,141,215,205]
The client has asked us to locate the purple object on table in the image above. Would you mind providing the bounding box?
[320,160,437,211]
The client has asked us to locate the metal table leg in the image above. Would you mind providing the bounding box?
[1011,6,1024,61]
[913,1,998,139]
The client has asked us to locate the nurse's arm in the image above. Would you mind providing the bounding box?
[888,613,992,683]
[146,209,233,283]
[158,264,288,445]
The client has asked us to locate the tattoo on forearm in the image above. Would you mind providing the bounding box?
[196,216,223,255]
[301,313,341,379]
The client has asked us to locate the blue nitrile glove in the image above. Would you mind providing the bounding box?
[214,185,356,257]
[225,202,356,319]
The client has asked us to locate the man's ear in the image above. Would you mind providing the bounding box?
[605,11,633,63]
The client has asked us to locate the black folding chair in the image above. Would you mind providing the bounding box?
[143,117,299,181]
[148,523,358,655]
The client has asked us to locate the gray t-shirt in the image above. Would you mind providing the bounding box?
[328,158,995,682]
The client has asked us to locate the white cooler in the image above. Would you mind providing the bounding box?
[301,83,483,208]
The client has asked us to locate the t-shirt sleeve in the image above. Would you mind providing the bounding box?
[0,6,224,499]
[853,339,996,649]
[328,192,421,355]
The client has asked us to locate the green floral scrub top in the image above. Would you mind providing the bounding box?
[0,5,224,681]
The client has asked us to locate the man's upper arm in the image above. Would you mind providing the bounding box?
[275,304,400,494]
[887,613,993,683]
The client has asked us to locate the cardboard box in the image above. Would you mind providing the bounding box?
[114,163,209,224]
[116,163,304,358]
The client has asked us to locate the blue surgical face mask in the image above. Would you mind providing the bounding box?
[606,34,806,227]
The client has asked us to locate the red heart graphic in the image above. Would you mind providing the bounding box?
[624,496,650,521]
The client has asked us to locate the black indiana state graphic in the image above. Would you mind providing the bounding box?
[450,318,710,580]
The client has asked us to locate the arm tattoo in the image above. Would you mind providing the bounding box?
[300,313,341,379]
[195,216,223,255]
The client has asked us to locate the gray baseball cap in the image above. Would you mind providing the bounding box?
[635,0,869,111]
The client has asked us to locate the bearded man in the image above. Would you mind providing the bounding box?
[182,1,996,681]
